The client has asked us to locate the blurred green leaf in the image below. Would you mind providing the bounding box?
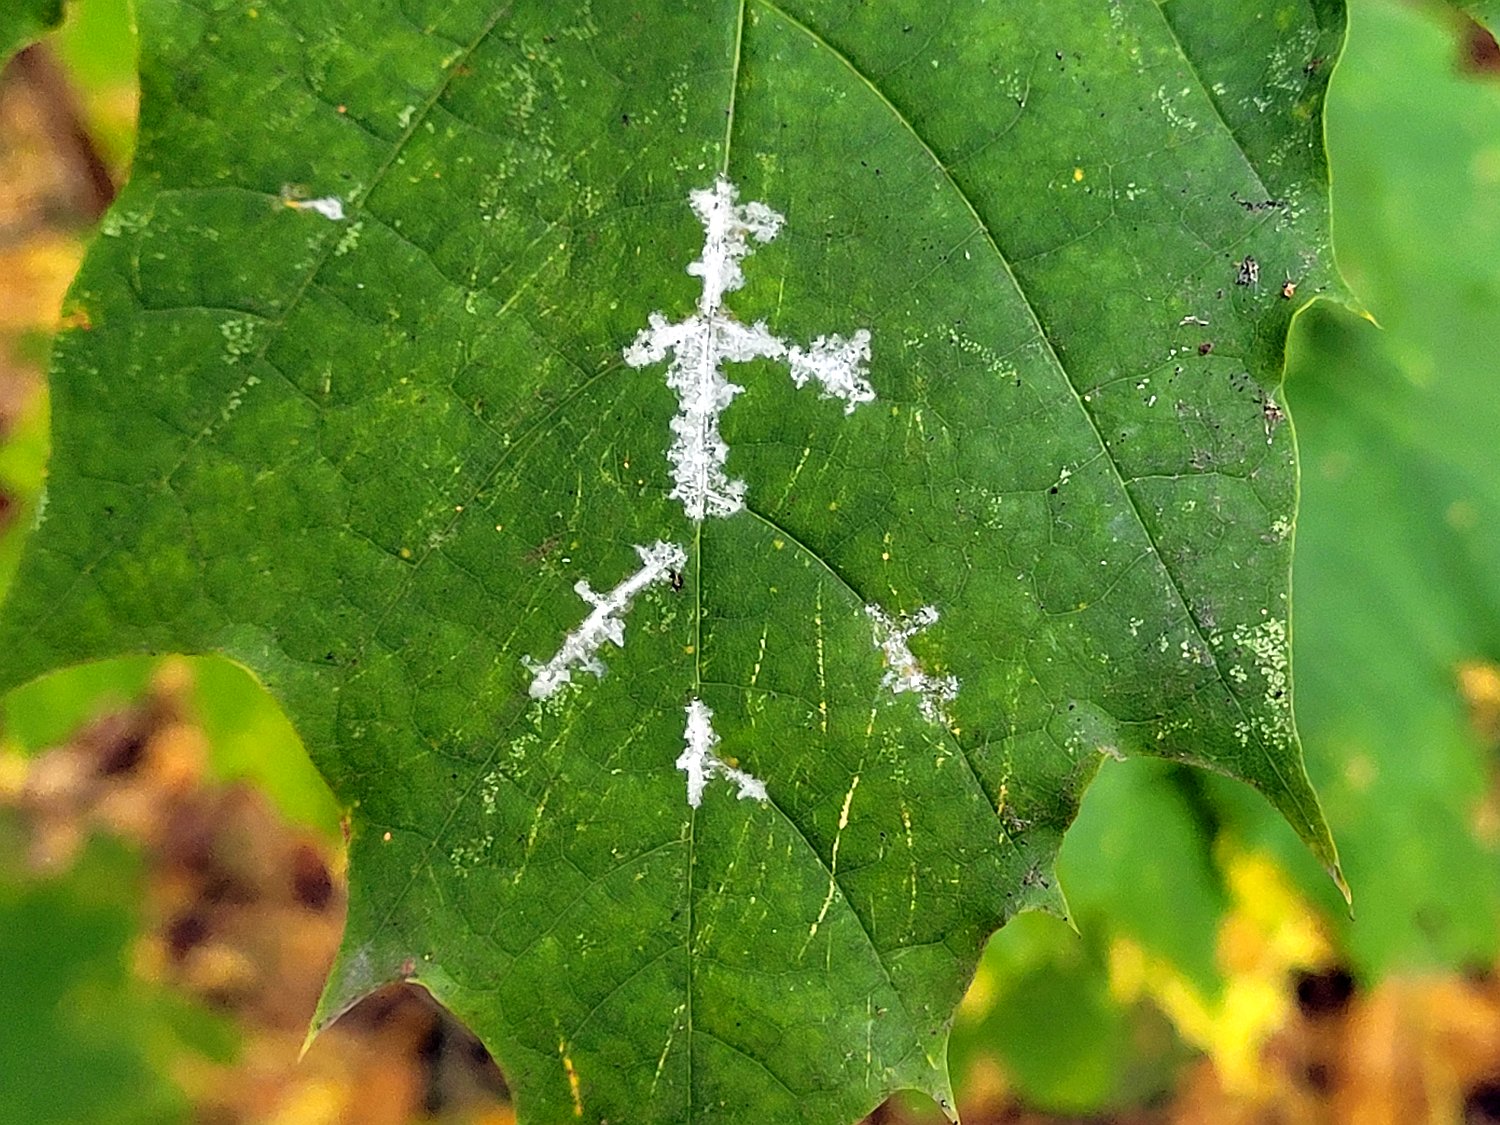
[963,916,1132,1113]
[0,655,343,836]
[948,910,1186,1114]
[0,393,50,601]
[945,758,1220,1113]
[188,656,343,838]
[50,0,140,170]
[1,658,157,752]
[1459,2,1500,30]
[1058,759,1226,996]
[50,0,135,90]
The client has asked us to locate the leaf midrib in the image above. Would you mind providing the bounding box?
[680,0,749,1113]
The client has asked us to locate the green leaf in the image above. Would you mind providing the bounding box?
[1274,0,1500,971]
[0,1,1346,1120]
[0,0,63,62]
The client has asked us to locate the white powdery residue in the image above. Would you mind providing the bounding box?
[281,186,346,221]
[787,331,875,413]
[687,179,783,314]
[523,540,685,699]
[866,605,959,724]
[676,698,767,808]
[623,178,875,520]
[297,196,346,221]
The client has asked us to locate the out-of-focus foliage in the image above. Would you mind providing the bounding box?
[188,657,341,838]
[1,661,514,1125]
[0,825,209,1125]
[1,656,342,836]
[0,393,48,591]
[47,0,136,169]
[1461,2,1499,31]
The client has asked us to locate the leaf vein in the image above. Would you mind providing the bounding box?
[754,0,1319,836]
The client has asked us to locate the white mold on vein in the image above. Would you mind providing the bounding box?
[677,698,768,808]
[866,605,960,724]
[623,178,875,521]
[523,541,686,699]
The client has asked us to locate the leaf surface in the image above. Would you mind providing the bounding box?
[0,1,1345,1120]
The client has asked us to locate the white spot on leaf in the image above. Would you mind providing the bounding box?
[623,178,874,520]
[280,185,346,221]
[523,541,685,699]
[866,604,959,724]
[295,196,345,221]
[677,698,767,808]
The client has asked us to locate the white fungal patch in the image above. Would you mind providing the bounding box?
[677,698,768,808]
[624,178,875,520]
[866,605,959,724]
[280,187,346,221]
[786,333,875,412]
[295,196,346,221]
[523,541,685,699]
